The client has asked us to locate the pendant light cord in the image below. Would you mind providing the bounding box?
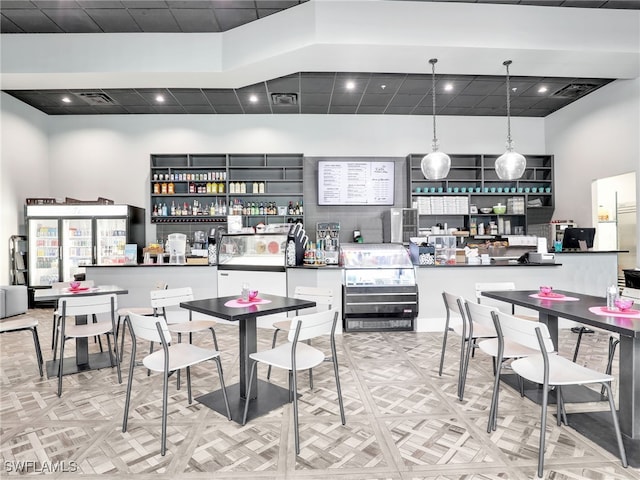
[504,60,512,146]
[430,58,438,144]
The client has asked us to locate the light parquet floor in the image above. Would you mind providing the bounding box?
[0,308,638,479]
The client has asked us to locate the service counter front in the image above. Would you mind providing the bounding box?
[85,250,621,334]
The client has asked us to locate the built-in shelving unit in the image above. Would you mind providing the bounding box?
[150,153,304,228]
[406,154,554,236]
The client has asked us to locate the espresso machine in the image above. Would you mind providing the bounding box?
[317,222,340,265]
[207,226,226,265]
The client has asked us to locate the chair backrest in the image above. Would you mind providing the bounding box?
[127,311,172,345]
[150,287,193,309]
[60,293,117,317]
[442,291,464,316]
[288,309,338,343]
[475,282,516,313]
[620,287,640,305]
[492,311,554,353]
[464,300,498,330]
[294,286,334,313]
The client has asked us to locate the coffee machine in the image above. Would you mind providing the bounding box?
[207,226,226,265]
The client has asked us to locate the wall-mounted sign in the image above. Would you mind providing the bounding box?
[318,161,394,205]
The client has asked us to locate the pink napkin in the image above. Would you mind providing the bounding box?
[224,298,272,308]
[529,293,579,301]
[589,306,640,318]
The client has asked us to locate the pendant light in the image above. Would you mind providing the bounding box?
[495,60,526,180]
[420,58,451,180]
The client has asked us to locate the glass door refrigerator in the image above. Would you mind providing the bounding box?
[26,204,145,286]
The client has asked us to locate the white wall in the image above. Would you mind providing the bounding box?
[546,78,640,266]
[0,93,50,284]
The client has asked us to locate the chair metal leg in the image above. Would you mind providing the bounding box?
[601,337,620,397]
[161,368,169,456]
[330,347,346,425]
[459,337,473,401]
[111,332,122,384]
[267,328,280,380]
[292,364,300,455]
[242,361,258,425]
[31,327,44,378]
[57,336,65,397]
[438,321,451,377]
[187,366,192,404]
[537,386,549,478]
[51,313,59,350]
[118,316,128,362]
[122,340,137,433]
[602,382,628,468]
[214,357,232,421]
[176,333,182,390]
[572,327,586,363]
[488,360,502,433]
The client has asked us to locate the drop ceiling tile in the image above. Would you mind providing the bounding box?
[330,93,362,106]
[44,107,72,115]
[300,105,328,114]
[85,9,141,32]
[170,88,210,105]
[446,95,481,108]
[32,1,81,8]
[300,74,335,93]
[520,108,550,117]
[128,8,181,32]
[103,90,148,106]
[397,75,429,95]
[472,107,505,116]
[2,9,63,32]
[172,8,219,32]
[258,8,281,18]
[122,1,168,8]
[214,105,244,114]
[0,16,23,32]
[64,105,100,114]
[166,1,212,8]
[365,74,406,93]
[384,106,414,115]
[76,1,126,7]
[242,104,272,114]
[388,93,425,107]
[124,106,158,114]
[329,105,357,114]
[1,1,38,8]
[259,1,302,8]
[272,105,300,114]
[182,105,216,114]
[267,75,300,93]
[359,93,394,107]
[605,0,640,8]
[92,105,129,114]
[461,79,502,95]
[302,93,331,106]
[137,89,180,105]
[203,91,239,107]
[439,107,476,115]
[357,105,387,114]
[474,95,506,108]
[334,73,370,93]
[153,105,187,114]
[519,0,564,5]
[561,0,607,7]
[42,8,102,32]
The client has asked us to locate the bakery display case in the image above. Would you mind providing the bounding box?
[217,233,288,271]
[341,243,418,332]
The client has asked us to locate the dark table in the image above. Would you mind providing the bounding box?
[34,285,128,377]
[180,293,316,423]
[482,289,640,466]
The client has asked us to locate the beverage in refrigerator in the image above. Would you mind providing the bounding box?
[26,204,145,286]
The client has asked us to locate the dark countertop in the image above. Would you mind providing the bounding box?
[555,250,628,254]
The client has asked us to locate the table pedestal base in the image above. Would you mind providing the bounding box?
[196,380,293,424]
[564,411,639,468]
[45,352,115,379]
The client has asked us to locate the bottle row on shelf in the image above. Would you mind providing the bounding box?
[152,199,304,218]
[153,171,227,182]
[229,182,265,194]
[153,181,226,195]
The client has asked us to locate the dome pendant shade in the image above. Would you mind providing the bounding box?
[495,60,526,180]
[495,148,526,180]
[421,58,450,180]
[421,149,451,180]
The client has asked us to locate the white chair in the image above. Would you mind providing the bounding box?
[115,281,167,361]
[478,309,553,433]
[0,316,44,377]
[51,280,95,350]
[122,311,231,456]
[150,287,219,350]
[267,286,334,384]
[438,292,465,390]
[54,294,121,397]
[241,309,345,455]
[509,325,627,477]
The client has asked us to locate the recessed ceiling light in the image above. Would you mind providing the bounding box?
[61,97,71,103]
[249,94,258,103]
[155,95,165,102]
[444,83,453,92]
[346,81,355,90]
[538,86,548,93]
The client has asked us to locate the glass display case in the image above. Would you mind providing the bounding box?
[217,233,288,271]
[340,243,418,332]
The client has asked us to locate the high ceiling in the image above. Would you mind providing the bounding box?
[2,0,638,117]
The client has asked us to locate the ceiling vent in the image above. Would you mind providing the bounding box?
[551,83,598,98]
[271,93,298,105]
[75,92,116,105]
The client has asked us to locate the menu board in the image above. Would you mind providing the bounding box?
[318,161,394,205]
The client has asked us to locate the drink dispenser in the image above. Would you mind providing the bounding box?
[167,233,186,264]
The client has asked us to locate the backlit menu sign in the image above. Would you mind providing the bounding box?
[318,161,394,205]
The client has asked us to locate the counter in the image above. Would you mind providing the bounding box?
[85,249,621,334]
